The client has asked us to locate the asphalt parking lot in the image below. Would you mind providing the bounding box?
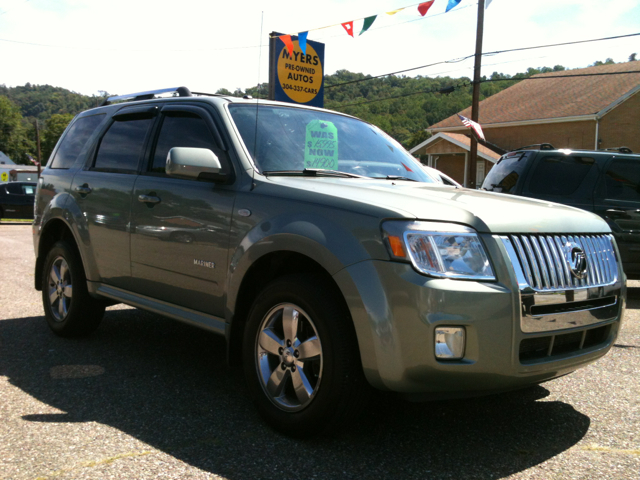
[1,224,638,480]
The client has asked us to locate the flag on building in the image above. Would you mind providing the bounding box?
[458,114,485,141]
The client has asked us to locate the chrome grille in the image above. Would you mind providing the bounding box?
[501,234,618,291]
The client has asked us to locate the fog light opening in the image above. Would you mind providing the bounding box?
[435,327,466,360]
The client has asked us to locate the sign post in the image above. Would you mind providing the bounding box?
[269,32,325,108]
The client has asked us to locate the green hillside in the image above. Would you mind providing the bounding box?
[0,65,568,164]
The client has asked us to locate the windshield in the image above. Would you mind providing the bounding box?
[228,104,436,182]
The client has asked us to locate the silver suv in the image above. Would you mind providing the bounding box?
[33,87,626,437]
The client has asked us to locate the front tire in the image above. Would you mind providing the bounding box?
[41,240,105,337]
[243,275,368,437]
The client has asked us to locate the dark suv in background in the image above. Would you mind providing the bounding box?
[482,145,640,279]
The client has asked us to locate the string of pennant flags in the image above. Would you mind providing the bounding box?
[275,0,492,57]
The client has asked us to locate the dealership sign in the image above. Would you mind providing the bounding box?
[269,33,325,108]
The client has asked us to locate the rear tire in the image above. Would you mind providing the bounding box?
[41,240,105,337]
[243,274,368,437]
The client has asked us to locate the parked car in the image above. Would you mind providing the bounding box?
[422,164,462,187]
[33,89,625,437]
[0,181,37,221]
[481,144,640,279]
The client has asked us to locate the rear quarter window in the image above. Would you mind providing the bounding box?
[50,114,106,169]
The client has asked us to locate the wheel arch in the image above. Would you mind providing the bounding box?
[35,218,81,291]
[226,249,354,367]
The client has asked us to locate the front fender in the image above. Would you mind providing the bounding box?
[226,210,382,318]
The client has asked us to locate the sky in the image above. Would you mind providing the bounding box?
[0,0,639,97]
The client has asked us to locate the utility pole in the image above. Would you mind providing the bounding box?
[466,0,485,189]
[34,120,42,177]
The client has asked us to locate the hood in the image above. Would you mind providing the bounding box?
[261,176,609,234]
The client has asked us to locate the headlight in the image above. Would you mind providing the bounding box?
[382,221,495,280]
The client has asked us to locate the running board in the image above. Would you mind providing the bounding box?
[89,282,227,336]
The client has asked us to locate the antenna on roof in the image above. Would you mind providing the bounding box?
[250,11,264,192]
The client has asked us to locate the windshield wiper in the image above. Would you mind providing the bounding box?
[263,169,366,178]
[371,175,418,182]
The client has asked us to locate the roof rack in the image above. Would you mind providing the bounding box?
[100,86,192,106]
[514,143,555,151]
[602,146,633,154]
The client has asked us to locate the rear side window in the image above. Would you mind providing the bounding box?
[5,183,22,194]
[150,113,230,175]
[93,118,153,173]
[602,159,640,202]
[50,114,105,169]
[528,156,594,196]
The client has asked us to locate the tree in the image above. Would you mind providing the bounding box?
[630,53,637,62]
[591,58,616,66]
[0,96,31,164]
[41,114,74,162]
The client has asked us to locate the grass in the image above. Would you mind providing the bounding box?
[0,218,32,223]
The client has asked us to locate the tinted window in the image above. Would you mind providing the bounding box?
[151,114,229,174]
[50,114,105,169]
[481,153,528,193]
[4,183,34,194]
[94,118,153,172]
[528,156,594,196]
[602,159,640,202]
[6,183,25,194]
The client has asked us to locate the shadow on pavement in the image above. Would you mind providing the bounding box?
[0,309,590,480]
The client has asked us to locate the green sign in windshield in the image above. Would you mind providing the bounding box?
[304,120,338,170]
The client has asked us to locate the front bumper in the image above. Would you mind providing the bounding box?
[333,255,624,395]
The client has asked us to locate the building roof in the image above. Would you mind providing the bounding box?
[429,62,640,130]
[0,152,15,165]
[410,132,502,162]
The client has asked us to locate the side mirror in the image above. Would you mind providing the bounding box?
[166,147,221,180]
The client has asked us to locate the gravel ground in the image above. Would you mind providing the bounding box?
[0,224,638,480]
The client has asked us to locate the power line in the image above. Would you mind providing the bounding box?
[326,32,640,89]
[481,70,640,83]
[330,70,640,110]
[332,81,471,109]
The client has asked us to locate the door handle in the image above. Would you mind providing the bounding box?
[74,184,92,195]
[138,194,161,205]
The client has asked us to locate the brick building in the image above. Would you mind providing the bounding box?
[410,62,640,186]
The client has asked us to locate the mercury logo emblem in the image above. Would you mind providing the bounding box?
[564,242,588,279]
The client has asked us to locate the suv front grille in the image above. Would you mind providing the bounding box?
[506,234,617,291]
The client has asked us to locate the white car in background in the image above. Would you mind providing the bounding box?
[421,164,462,187]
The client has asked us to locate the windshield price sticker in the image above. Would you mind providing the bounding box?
[0,172,8,182]
[305,120,338,170]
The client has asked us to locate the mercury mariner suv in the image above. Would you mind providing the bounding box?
[33,87,626,437]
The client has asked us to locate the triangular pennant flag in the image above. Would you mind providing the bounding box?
[298,31,308,55]
[418,1,435,16]
[341,21,354,37]
[280,35,294,57]
[359,15,377,35]
[446,0,462,12]
[386,8,404,15]
[485,0,492,8]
